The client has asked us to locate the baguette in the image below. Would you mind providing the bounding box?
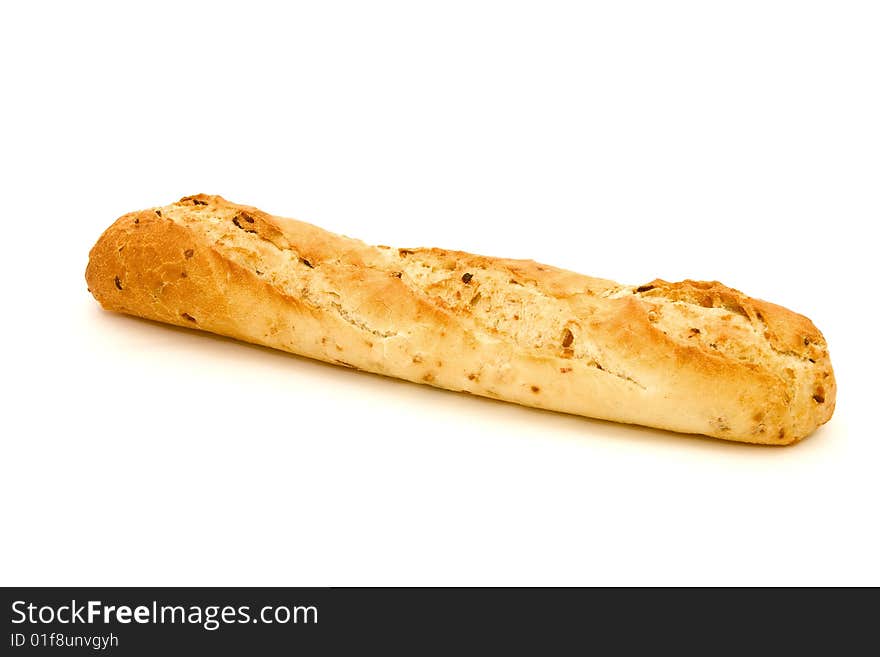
[86,194,835,444]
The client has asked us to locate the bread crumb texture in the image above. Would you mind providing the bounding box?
[86,195,835,444]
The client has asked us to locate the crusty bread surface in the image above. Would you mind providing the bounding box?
[86,195,835,444]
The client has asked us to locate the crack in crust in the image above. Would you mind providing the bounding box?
[329,301,399,339]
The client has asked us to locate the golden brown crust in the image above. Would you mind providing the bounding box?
[86,195,836,444]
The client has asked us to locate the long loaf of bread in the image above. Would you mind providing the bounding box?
[86,195,835,444]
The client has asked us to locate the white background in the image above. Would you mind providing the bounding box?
[1,1,877,585]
